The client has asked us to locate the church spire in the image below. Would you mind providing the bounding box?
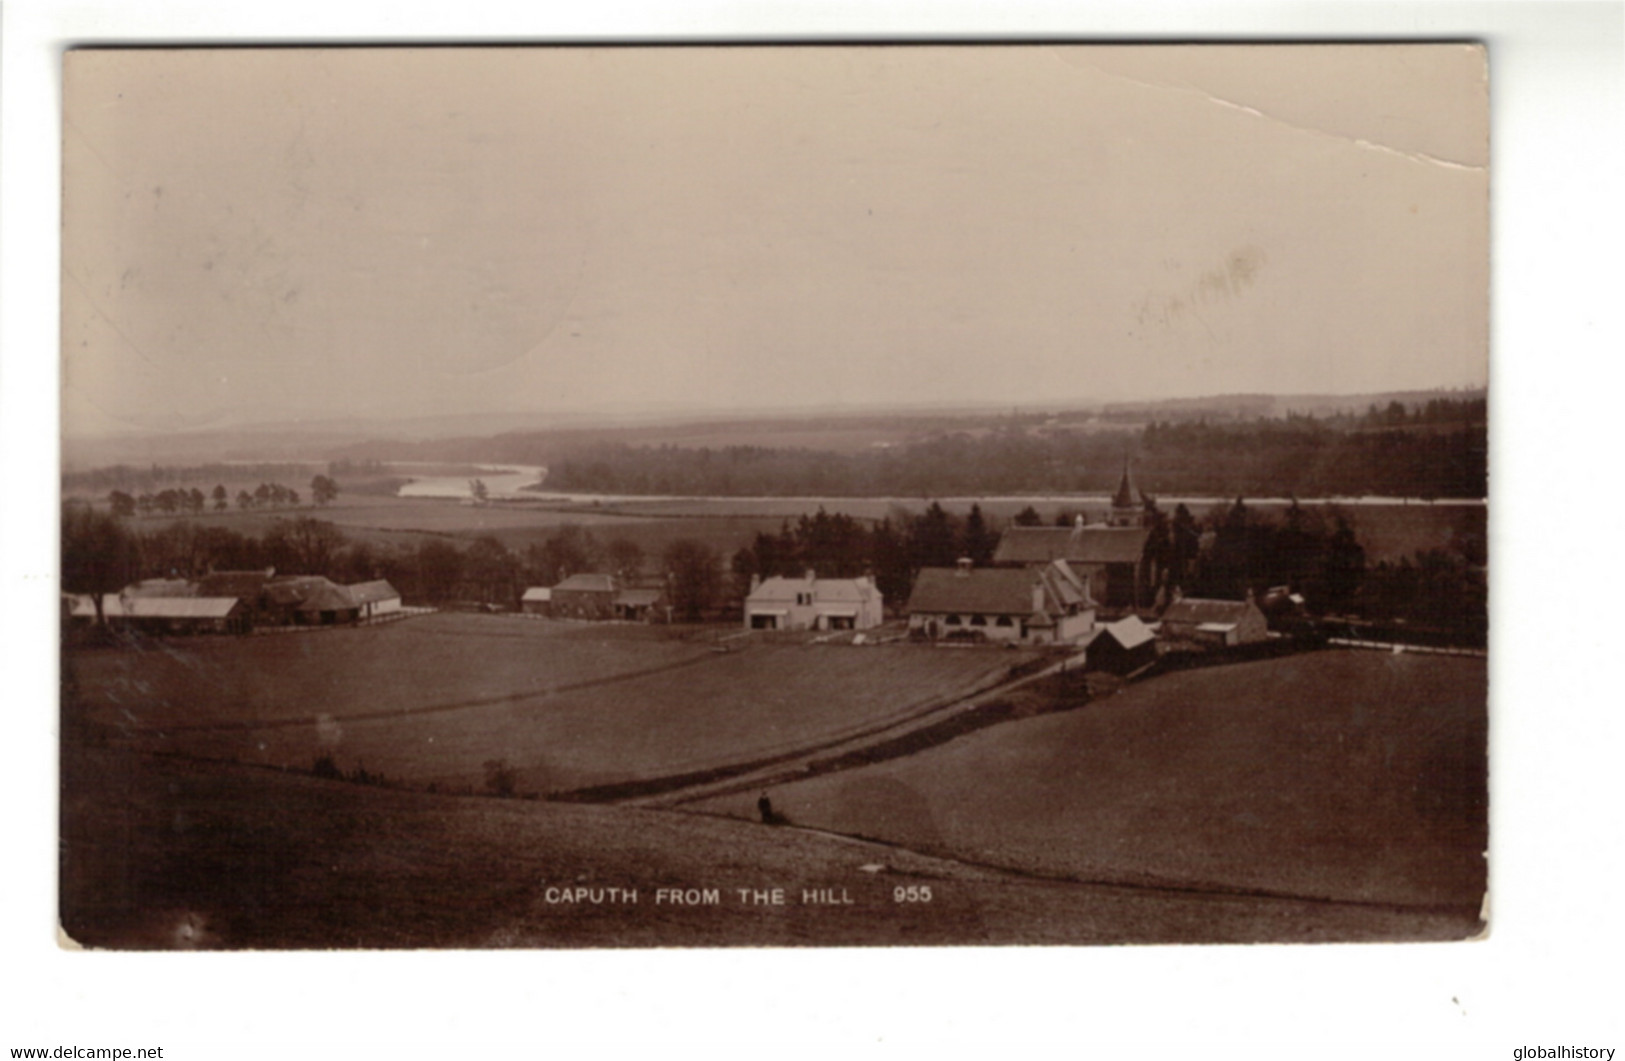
[1112,455,1136,510]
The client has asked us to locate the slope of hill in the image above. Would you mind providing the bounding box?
[690,650,1487,914]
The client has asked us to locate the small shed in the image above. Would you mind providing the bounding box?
[348,580,402,619]
[1083,615,1159,675]
[521,587,552,615]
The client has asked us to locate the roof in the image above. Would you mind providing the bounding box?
[347,580,400,605]
[76,595,242,619]
[120,578,196,598]
[615,588,662,607]
[554,574,617,594]
[1112,460,1138,509]
[992,525,1150,566]
[1162,598,1259,627]
[296,583,358,613]
[521,587,552,602]
[1099,615,1156,650]
[195,570,273,598]
[263,576,355,612]
[746,576,879,606]
[907,566,1047,616]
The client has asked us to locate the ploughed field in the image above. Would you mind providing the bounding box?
[64,613,1038,795]
[692,650,1488,913]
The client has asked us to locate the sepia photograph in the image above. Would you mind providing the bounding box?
[57,43,1490,951]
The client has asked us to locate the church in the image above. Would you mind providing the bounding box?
[991,460,1158,612]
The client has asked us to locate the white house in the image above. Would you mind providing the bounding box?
[744,571,884,631]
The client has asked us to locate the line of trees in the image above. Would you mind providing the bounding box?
[62,492,1486,636]
[107,475,339,518]
[541,402,1486,501]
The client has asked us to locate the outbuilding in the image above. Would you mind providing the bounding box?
[348,580,403,619]
[1158,593,1269,648]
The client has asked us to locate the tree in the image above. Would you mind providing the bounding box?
[663,539,721,621]
[464,536,520,606]
[1012,505,1044,527]
[61,502,139,626]
[236,490,254,511]
[266,516,344,574]
[211,484,228,511]
[605,538,645,583]
[310,474,339,506]
[107,491,136,518]
[415,539,465,603]
[961,504,997,565]
[469,478,489,505]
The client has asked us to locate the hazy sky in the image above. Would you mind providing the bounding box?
[61,45,1488,436]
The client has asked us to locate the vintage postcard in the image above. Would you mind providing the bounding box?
[59,44,1488,949]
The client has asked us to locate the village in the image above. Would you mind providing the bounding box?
[63,463,1293,680]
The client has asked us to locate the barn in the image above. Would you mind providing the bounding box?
[69,594,249,635]
[263,576,361,625]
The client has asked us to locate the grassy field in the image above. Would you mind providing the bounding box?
[65,614,1036,794]
[59,744,1482,948]
[690,649,1487,913]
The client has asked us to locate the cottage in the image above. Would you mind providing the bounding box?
[551,574,619,621]
[1158,593,1269,648]
[1082,615,1158,675]
[520,587,552,615]
[348,580,403,619]
[743,571,884,632]
[907,559,1095,645]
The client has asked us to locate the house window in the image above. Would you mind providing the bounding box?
[946,614,963,626]
[995,616,1014,627]
[969,614,987,627]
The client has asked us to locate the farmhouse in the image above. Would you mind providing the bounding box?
[907,559,1095,645]
[1158,592,1269,648]
[1081,614,1159,675]
[348,580,402,619]
[551,574,619,621]
[520,587,552,615]
[743,571,884,632]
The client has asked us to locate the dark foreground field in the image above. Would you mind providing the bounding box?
[60,744,1481,949]
[694,650,1488,912]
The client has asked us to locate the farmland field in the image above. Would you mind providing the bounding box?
[65,614,1040,794]
[690,649,1488,912]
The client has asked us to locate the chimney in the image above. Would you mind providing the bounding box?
[750,574,761,593]
[956,557,973,578]
[805,568,816,585]
[1074,514,1085,531]
[1171,585,1184,604]
[1032,579,1047,614]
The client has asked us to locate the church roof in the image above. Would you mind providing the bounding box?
[1112,459,1138,509]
